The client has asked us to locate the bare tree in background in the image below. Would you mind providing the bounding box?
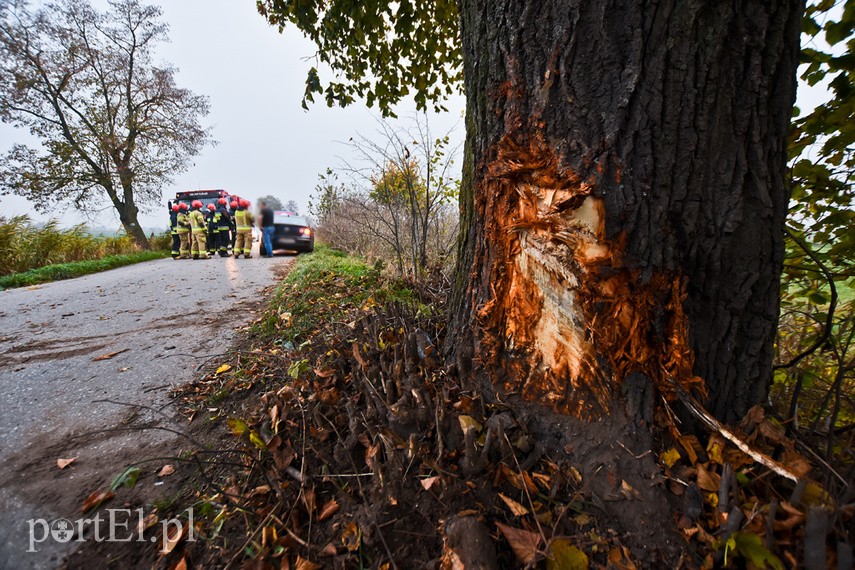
[0,0,212,248]
[283,199,300,215]
[312,115,459,278]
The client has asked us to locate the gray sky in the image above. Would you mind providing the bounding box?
[0,0,465,231]
[0,1,831,232]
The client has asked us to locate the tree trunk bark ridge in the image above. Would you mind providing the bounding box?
[451,0,803,422]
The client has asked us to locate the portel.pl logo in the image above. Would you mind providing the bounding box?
[26,509,195,553]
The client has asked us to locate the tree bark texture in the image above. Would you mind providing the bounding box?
[450,0,804,423]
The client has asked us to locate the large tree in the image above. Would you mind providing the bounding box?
[259,1,804,423]
[0,0,211,248]
[259,194,284,210]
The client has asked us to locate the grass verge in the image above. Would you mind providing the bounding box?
[0,250,170,290]
[254,244,418,345]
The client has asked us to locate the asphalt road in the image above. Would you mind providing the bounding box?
[0,247,293,569]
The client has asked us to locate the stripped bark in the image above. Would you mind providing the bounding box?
[449,0,804,422]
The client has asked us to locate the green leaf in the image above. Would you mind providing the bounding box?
[809,291,828,305]
[109,466,141,491]
[732,531,784,570]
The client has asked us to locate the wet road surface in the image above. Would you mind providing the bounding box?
[0,249,293,568]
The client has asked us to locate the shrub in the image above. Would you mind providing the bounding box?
[0,215,163,276]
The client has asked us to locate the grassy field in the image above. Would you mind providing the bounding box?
[0,215,154,276]
[0,250,170,290]
[0,215,171,289]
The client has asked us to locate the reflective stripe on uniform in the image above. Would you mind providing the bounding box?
[189,210,207,233]
[235,210,250,230]
[234,210,252,231]
[176,212,191,234]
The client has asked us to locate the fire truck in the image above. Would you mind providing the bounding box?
[170,189,234,210]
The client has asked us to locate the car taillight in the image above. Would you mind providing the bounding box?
[300,227,312,236]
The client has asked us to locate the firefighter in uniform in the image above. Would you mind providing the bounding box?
[233,199,254,258]
[176,202,191,259]
[205,203,217,256]
[189,200,211,259]
[169,203,180,259]
[215,198,231,257]
[229,199,238,253]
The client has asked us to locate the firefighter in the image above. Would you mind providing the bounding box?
[216,198,231,257]
[169,204,180,259]
[176,202,191,259]
[189,200,211,260]
[229,199,239,253]
[233,198,254,258]
[206,203,217,256]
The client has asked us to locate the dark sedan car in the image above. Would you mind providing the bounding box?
[260,213,314,255]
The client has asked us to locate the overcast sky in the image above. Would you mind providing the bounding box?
[0,0,465,231]
[0,1,831,232]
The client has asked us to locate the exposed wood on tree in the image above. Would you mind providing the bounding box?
[449,0,805,422]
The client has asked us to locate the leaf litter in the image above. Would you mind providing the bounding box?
[78,256,852,569]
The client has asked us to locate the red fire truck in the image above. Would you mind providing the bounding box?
[171,189,234,209]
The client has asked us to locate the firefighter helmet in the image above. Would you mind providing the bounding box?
[239,199,250,208]
[218,198,227,205]
[179,202,189,211]
[230,200,238,209]
[207,203,216,211]
[191,200,203,209]
[171,204,179,212]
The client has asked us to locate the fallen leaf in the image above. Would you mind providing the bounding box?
[607,545,638,570]
[696,465,721,493]
[92,349,129,361]
[160,522,187,554]
[498,492,529,516]
[109,466,141,491]
[780,449,811,478]
[279,312,293,327]
[215,364,232,374]
[660,448,681,468]
[532,472,551,489]
[313,368,335,378]
[421,476,441,491]
[318,498,340,521]
[57,457,76,469]
[302,487,316,513]
[706,436,725,464]
[496,522,541,565]
[547,538,589,570]
[174,558,188,570]
[731,531,784,570]
[342,521,361,552]
[294,556,320,570]
[270,404,280,430]
[227,417,249,436]
[320,543,338,557]
[620,480,640,500]
[81,490,114,513]
[573,513,592,527]
[137,512,158,534]
[678,435,701,464]
[458,415,482,433]
[157,464,175,477]
[351,343,368,371]
[801,480,834,508]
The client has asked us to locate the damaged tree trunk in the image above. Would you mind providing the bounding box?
[450,0,804,423]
